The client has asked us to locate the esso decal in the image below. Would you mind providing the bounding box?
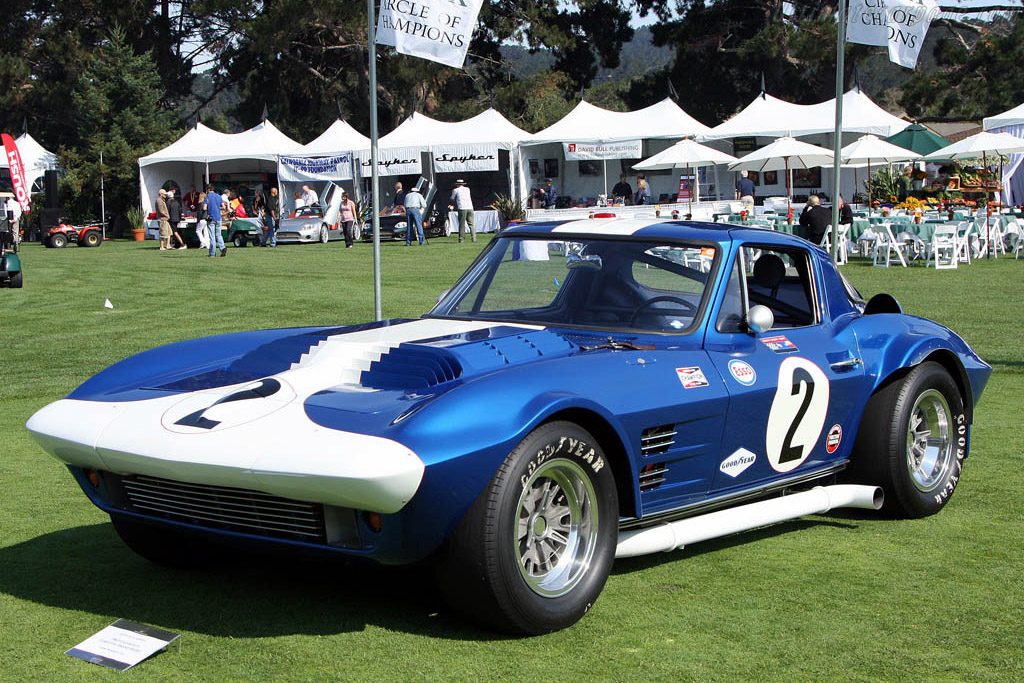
[766,357,830,472]
[728,359,757,386]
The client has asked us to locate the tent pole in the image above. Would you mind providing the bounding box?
[602,160,607,202]
[100,150,106,239]
[829,0,847,263]
[368,0,382,320]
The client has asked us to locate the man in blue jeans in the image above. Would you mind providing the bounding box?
[261,186,280,247]
[403,186,426,245]
[204,184,227,257]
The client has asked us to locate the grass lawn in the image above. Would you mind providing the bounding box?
[1,237,1021,681]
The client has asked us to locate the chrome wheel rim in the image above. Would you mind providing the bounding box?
[906,389,953,492]
[515,457,598,598]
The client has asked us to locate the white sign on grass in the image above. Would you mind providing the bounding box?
[66,619,180,672]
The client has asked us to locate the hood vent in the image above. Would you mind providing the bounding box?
[641,424,676,456]
[359,345,462,391]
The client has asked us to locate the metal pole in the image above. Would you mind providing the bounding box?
[829,0,847,262]
[368,0,382,320]
[100,150,106,239]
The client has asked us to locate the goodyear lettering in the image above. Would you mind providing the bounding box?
[521,436,605,487]
[934,412,966,504]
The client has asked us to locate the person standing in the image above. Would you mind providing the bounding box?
[798,194,831,245]
[204,184,227,257]
[167,189,187,249]
[156,188,171,251]
[261,186,280,247]
[404,185,427,246]
[540,178,558,209]
[339,190,357,249]
[449,179,475,242]
[6,194,22,237]
[195,188,210,250]
[612,174,633,204]
[301,184,319,207]
[393,181,406,209]
[736,170,756,209]
[183,185,200,213]
[634,178,651,205]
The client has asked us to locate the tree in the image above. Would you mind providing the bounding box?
[59,27,180,226]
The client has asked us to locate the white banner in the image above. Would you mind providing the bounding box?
[356,147,422,178]
[278,154,354,183]
[432,144,499,173]
[563,140,642,161]
[376,0,485,69]
[847,0,940,69]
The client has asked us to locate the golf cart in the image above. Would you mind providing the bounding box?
[1,195,23,288]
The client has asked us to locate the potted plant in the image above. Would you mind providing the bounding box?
[125,205,147,241]
[490,193,526,230]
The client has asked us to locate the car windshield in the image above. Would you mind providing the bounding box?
[430,236,718,334]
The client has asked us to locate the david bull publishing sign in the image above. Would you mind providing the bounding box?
[563,140,643,161]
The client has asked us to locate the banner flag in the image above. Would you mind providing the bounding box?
[376,0,485,68]
[279,154,354,183]
[2,133,32,213]
[847,0,940,69]
[432,144,498,173]
[563,140,643,161]
[356,147,422,177]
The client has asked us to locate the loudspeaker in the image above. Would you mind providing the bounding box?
[44,169,59,208]
[40,207,62,231]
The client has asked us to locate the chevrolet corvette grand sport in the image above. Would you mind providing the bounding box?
[28,219,990,634]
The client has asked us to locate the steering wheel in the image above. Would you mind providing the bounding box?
[629,295,697,326]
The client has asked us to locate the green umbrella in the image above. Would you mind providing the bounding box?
[884,123,951,156]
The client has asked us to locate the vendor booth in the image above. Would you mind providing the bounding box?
[280,119,370,212]
[519,99,712,210]
[983,102,1024,205]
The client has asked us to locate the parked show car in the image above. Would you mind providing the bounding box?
[276,183,346,244]
[362,177,451,242]
[28,219,990,634]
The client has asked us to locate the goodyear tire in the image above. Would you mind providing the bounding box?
[848,361,966,518]
[436,421,618,634]
[49,233,67,248]
[111,517,217,569]
[82,230,101,247]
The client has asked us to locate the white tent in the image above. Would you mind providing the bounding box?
[378,108,532,149]
[0,132,58,190]
[983,102,1024,204]
[298,119,370,156]
[804,87,909,138]
[138,120,302,213]
[527,98,710,144]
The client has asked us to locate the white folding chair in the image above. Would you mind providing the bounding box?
[927,224,958,269]
[819,224,849,264]
[1002,217,1021,254]
[873,223,908,267]
[956,221,973,265]
[895,231,926,262]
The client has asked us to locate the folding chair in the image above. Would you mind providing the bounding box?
[926,224,958,269]
[819,225,849,264]
[956,222,973,265]
[872,222,908,267]
[895,231,926,262]
[1002,217,1021,255]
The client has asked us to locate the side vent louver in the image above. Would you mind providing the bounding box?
[639,464,668,492]
[641,424,676,456]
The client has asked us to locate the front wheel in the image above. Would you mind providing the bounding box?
[435,421,618,634]
[232,234,246,248]
[320,225,329,243]
[49,233,67,248]
[82,230,101,247]
[847,361,966,518]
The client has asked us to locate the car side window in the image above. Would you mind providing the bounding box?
[742,246,817,328]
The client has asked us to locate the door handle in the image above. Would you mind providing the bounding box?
[830,357,862,372]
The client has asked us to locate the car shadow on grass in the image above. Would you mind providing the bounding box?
[0,523,507,641]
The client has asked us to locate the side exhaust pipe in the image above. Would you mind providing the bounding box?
[615,485,883,559]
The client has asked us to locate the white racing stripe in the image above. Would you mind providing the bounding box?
[549,218,661,235]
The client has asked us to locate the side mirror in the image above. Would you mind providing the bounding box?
[746,305,774,333]
[566,254,603,271]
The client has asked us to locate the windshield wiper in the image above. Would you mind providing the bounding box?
[579,337,655,352]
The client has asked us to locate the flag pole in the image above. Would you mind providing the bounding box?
[829,0,847,263]
[368,0,383,321]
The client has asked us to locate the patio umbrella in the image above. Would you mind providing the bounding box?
[727,136,834,215]
[841,134,921,206]
[924,130,1024,258]
[633,139,738,215]
[885,123,950,156]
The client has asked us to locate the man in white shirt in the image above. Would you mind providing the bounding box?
[301,184,319,207]
[5,196,22,237]
[403,186,427,246]
[449,179,475,243]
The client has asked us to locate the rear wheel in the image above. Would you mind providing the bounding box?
[49,233,67,248]
[82,230,101,247]
[435,421,618,634]
[847,361,966,518]
[10,270,22,288]
[111,517,217,569]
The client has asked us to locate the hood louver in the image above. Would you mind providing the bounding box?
[359,345,463,391]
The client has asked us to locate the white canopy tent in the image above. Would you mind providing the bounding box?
[520,98,713,205]
[297,119,370,156]
[983,102,1024,205]
[0,132,58,190]
[138,120,301,213]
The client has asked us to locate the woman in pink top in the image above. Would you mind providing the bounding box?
[340,191,357,248]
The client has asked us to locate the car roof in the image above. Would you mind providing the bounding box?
[503,218,807,247]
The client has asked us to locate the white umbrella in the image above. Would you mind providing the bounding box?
[925,131,1024,259]
[728,136,834,214]
[633,139,738,214]
[841,134,921,206]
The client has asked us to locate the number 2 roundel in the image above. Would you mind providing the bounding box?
[766,356,830,472]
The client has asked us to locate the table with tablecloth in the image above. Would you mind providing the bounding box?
[447,209,501,234]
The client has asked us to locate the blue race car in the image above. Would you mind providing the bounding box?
[27,218,990,634]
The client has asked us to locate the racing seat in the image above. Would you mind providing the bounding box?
[751,253,786,299]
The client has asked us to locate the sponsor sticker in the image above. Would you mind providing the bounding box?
[825,424,843,453]
[676,366,709,389]
[760,335,799,353]
[727,359,757,386]
[719,448,756,477]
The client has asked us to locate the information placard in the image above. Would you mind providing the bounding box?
[66,619,180,672]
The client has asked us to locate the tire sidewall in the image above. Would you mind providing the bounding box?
[888,362,966,516]
[486,422,618,633]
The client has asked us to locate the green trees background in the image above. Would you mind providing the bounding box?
[1,1,1022,223]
